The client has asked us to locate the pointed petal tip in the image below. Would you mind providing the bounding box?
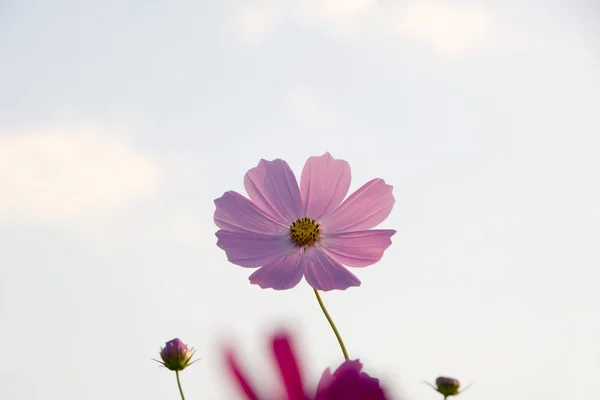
[249,278,302,291]
[248,251,305,289]
[271,330,293,343]
[214,190,237,205]
[249,278,276,290]
[324,177,395,232]
[373,178,395,194]
[310,279,362,292]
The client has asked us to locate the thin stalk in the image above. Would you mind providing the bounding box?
[313,288,349,361]
[175,370,185,400]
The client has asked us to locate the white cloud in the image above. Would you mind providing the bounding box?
[0,126,162,222]
[296,0,378,35]
[168,212,216,250]
[233,1,281,44]
[383,2,564,60]
[232,0,378,39]
[281,85,350,130]
[231,1,561,60]
[383,3,495,59]
[284,85,321,119]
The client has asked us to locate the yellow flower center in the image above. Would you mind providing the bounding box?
[289,217,321,247]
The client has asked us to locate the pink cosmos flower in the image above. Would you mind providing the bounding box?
[224,331,389,400]
[214,152,396,291]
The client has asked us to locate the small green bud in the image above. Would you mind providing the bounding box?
[435,376,460,396]
[423,376,471,398]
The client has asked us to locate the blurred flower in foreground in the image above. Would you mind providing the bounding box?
[424,376,471,399]
[315,359,388,400]
[225,331,389,399]
[214,152,396,291]
[155,338,197,371]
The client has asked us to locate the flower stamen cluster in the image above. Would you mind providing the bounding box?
[290,217,321,247]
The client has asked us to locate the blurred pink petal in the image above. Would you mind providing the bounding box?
[272,334,306,400]
[225,332,304,400]
[224,331,389,400]
[216,230,293,268]
[215,191,288,234]
[315,367,334,395]
[224,350,261,400]
[300,152,351,219]
[249,250,305,290]
[316,360,388,400]
[244,159,304,223]
[304,247,361,291]
[322,179,395,233]
[320,230,396,267]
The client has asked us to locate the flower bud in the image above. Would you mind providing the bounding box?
[157,338,196,371]
[435,376,460,397]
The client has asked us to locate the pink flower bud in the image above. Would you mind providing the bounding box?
[157,338,196,371]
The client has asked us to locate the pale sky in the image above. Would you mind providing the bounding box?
[1,1,599,399]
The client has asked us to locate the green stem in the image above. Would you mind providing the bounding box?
[313,289,349,361]
[175,370,185,400]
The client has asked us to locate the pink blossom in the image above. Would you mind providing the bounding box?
[214,152,396,291]
[224,331,389,400]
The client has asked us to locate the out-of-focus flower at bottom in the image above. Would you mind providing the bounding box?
[224,331,389,400]
[315,359,388,400]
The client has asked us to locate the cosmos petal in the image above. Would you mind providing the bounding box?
[322,178,395,233]
[272,333,305,400]
[320,230,396,267]
[303,247,361,291]
[244,159,303,224]
[224,350,261,400]
[300,152,351,219]
[315,367,334,397]
[249,250,304,289]
[316,360,388,400]
[216,230,294,268]
[214,191,288,234]
[315,361,362,399]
